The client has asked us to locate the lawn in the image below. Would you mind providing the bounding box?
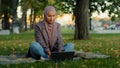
[0,29,120,68]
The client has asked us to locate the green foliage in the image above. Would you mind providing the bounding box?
[59,0,120,20]
[0,0,13,16]
[57,0,76,13]
[20,0,66,16]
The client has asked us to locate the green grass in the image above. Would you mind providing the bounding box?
[0,29,120,68]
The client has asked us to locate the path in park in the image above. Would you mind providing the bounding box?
[94,30,120,34]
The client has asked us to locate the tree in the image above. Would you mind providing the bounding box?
[11,0,19,30]
[20,0,47,31]
[0,0,18,30]
[20,0,64,30]
[74,0,89,40]
[1,0,13,30]
[58,0,89,40]
[0,0,1,16]
[59,0,120,40]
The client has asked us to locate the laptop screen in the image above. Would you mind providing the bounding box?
[50,51,75,61]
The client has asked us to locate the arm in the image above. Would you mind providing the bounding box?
[34,24,50,52]
[57,24,64,52]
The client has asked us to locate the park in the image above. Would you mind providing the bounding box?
[0,0,120,68]
[0,29,120,68]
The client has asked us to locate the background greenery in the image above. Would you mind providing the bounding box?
[0,29,120,68]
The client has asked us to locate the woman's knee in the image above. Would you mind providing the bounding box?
[30,42,44,53]
[65,43,74,48]
[64,43,74,51]
[30,42,42,49]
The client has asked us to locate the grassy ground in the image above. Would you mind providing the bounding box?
[0,29,120,68]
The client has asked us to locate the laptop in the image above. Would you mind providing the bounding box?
[50,51,75,61]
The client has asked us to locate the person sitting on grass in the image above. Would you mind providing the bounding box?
[26,6,74,60]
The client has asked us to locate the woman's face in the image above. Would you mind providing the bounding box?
[45,11,56,24]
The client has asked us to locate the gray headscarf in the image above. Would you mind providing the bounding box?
[43,6,56,18]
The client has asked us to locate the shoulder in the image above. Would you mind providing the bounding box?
[34,21,45,30]
[35,21,45,29]
[35,21,43,27]
[54,22,61,27]
[54,22,62,31]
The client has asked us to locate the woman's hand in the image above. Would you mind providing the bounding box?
[46,51,51,58]
[59,50,64,52]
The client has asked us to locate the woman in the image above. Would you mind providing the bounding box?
[26,6,74,59]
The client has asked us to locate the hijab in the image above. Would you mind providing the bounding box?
[43,6,56,18]
[43,6,56,48]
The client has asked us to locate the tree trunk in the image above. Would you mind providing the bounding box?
[2,12,10,30]
[20,11,27,31]
[89,13,92,30]
[24,12,27,31]
[89,1,92,30]
[32,9,36,29]
[74,0,89,40]
[12,0,18,30]
[33,12,36,28]
[0,0,1,14]
[30,8,33,29]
